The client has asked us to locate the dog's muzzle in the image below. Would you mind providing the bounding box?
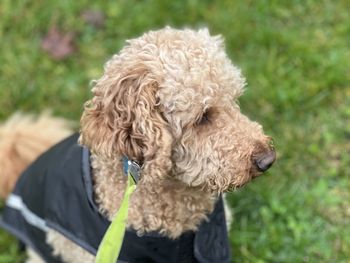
[253,149,276,172]
[251,142,276,175]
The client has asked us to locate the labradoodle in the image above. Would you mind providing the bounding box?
[0,27,275,263]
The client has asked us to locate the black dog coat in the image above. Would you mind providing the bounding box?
[0,134,231,263]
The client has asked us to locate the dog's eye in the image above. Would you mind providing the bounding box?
[198,111,210,125]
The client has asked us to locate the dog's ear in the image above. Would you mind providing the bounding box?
[80,61,173,181]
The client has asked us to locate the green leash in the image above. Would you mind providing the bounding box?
[95,173,136,263]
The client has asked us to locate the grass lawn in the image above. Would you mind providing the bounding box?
[0,0,349,262]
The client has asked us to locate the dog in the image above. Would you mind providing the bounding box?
[0,27,275,263]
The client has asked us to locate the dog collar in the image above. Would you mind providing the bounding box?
[122,156,141,183]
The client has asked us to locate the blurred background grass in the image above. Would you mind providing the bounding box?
[0,0,349,262]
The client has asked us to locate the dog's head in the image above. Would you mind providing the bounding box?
[80,27,275,193]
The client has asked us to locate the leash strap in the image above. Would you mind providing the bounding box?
[95,173,136,263]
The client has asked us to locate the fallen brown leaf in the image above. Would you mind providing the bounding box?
[41,26,75,60]
[81,10,105,28]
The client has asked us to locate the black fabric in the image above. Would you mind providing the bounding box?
[195,198,231,263]
[0,208,58,262]
[119,231,195,263]
[0,133,231,263]
[44,134,110,254]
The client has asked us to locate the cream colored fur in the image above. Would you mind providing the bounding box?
[46,229,95,262]
[0,27,274,262]
[0,112,73,198]
[26,248,45,263]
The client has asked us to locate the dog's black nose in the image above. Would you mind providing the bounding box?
[254,150,276,172]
